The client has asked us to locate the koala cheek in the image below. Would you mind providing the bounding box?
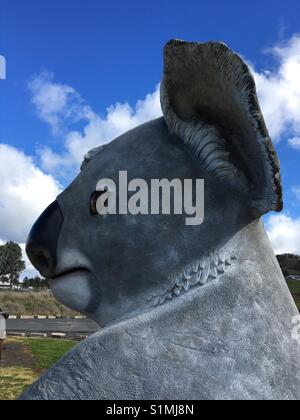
[49,273,92,314]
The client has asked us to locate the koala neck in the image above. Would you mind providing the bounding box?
[108,218,291,328]
[115,220,297,330]
[147,244,239,308]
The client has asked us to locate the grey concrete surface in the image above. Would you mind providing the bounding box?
[7,318,99,335]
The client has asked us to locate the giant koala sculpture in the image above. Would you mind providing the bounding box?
[22,40,300,400]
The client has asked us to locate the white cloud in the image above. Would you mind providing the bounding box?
[63,88,162,167]
[266,214,300,255]
[0,145,61,279]
[0,144,61,244]
[288,136,300,150]
[28,74,162,176]
[252,35,300,142]
[29,71,93,135]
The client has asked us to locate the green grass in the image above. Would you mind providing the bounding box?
[287,280,300,311]
[287,280,300,294]
[0,337,76,400]
[19,338,76,370]
[0,367,39,400]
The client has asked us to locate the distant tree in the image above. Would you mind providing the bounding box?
[23,276,48,289]
[0,242,25,287]
[277,254,300,278]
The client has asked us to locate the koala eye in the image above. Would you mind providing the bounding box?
[90,190,108,215]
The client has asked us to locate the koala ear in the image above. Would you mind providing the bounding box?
[160,40,283,215]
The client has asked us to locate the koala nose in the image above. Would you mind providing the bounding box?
[26,201,64,278]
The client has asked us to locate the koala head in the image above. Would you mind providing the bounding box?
[26,41,282,327]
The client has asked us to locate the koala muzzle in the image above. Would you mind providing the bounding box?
[26,201,64,278]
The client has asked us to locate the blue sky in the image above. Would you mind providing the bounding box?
[0,0,300,276]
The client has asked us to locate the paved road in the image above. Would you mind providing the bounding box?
[7,318,100,336]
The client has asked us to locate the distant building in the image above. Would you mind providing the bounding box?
[0,282,23,290]
[0,282,11,290]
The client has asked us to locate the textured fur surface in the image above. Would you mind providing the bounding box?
[161,40,282,214]
[148,247,239,307]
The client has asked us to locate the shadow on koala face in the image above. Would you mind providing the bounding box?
[26,41,282,326]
